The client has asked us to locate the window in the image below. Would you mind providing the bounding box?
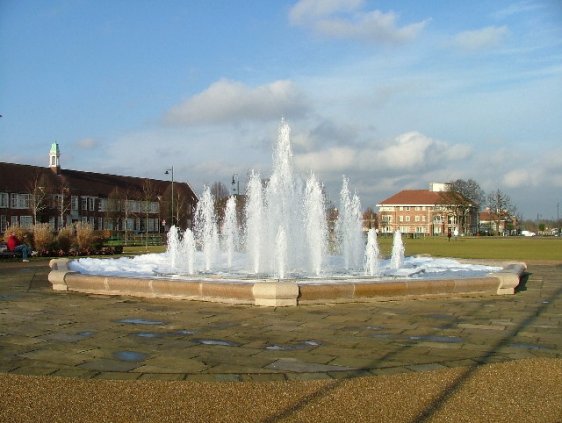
[405,216,411,222]
[88,197,95,211]
[0,215,6,232]
[98,199,107,212]
[10,194,30,209]
[415,215,420,222]
[399,216,404,222]
[0,193,8,208]
[81,198,87,211]
[20,216,33,228]
[71,196,79,211]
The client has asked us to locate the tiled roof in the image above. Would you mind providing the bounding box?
[0,162,197,201]
[377,189,449,206]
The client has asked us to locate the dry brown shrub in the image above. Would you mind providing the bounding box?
[75,222,95,250]
[3,224,32,245]
[33,223,54,252]
[56,226,74,253]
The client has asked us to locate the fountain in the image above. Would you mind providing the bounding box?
[48,119,526,306]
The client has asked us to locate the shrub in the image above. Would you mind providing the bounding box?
[33,223,54,253]
[56,226,74,254]
[3,225,33,246]
[75,222,95,251]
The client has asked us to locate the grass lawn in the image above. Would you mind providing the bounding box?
[122,236,562,262]
[377,236,562,261]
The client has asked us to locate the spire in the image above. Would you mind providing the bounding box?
[49,142,60,173]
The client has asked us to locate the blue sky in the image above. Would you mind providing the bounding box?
[1,0,561,219]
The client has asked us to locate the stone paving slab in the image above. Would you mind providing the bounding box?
[0,260,560,381]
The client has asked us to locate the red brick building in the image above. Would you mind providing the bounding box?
[0,143,197,236]
[377,183,478,236]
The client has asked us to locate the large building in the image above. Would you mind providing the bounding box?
[0,144,198,236]
[377,183,478,236]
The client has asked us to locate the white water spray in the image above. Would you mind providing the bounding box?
[222,196,239,269]
[337,177,363,271]
[364,228,380,276]
[390,230,405,270]
[194,187,219,272]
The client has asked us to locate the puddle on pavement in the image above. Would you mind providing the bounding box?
[192,338,240,347]
[135,332,161,338]
[117,318,165,325]
[266,340,321,351]
[409,335,463,343]
[134,329,194,339]
[114,351,147,362]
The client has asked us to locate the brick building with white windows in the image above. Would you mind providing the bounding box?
[0,143,197,236]
[377,183,478,236]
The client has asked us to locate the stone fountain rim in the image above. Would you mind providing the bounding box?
[48,258,526,307]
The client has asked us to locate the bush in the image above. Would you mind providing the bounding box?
[3,225,33,246]
[33,223,54,254]
[75,222,95,251]
[56,226,74,254]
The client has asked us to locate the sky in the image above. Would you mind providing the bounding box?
[1,0,561,220]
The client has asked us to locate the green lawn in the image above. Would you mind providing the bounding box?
[377,236,562,261]
[123,236,562,262]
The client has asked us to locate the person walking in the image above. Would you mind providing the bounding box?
[6,232,31,262]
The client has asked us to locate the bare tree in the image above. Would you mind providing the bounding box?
[57,184,71,229]
[486,188,516,235]
[442,179,483,234]
[363,207,377,230]
[210,181,229,200]
[27,171,52,224]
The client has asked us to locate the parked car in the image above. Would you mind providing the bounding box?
[521,230,536,237]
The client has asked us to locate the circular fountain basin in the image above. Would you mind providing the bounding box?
[48,258,526,307]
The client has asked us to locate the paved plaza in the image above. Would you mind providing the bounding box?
[0,259,560,421]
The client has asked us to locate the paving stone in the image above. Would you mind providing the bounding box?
[0,261,560,381]
[94,372,141,380]
[138,373,186,381]
[265,358,355,373]
[407,363,448,372]
[78,358,142,372]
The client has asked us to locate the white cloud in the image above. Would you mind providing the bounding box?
[289,0,428,44]
[492,1,544,19]
[289,0,364,23]
[295,146,357,172]
[295,131,472,175]
[75,138,97,149]
[165,79,310,125]
[452,26,509,51]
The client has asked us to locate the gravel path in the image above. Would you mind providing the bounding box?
[1,358,561,422]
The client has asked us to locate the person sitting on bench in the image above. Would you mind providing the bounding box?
[7,232,31,262]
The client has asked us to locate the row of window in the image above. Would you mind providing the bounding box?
[380,226,429,233]
[3,214,161,233]
[379,206,442,212]
[0,193,31,209]
[0,192,159,214]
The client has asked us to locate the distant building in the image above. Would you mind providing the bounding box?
[377,183,478,236]
[0,143,197,235]
[479,207,517,235]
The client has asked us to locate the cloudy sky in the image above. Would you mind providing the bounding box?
[1,0,561,219]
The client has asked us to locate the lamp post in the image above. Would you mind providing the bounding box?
[165,166,174,226]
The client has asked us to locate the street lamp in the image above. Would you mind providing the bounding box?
[165,166,174,226]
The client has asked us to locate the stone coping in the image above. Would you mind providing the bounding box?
[48,258,526,307]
